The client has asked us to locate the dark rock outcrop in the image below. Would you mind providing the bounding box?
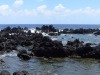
[0,70,11,75]
[13,70,29,75]
[33,40,67,58]
[36,25,57,33]
[0,26,100,59]
[0,59,5,64]
[75,45,94,58]
[17,50,31,60]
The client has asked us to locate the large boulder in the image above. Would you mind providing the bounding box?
[17,50,31,60]
[0,70,11,75]
[94,31,100,35]
[67,39,83,48]
[0,59,5,64]
[75,45,94,57]
[33,40,67,57]
[88,44,100,59]
[13,70,29,75]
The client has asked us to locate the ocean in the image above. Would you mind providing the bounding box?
[0,24,100,29]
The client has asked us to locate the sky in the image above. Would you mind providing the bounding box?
[0,0,100,24]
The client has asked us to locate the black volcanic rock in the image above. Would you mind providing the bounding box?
[0,26,100,59]
[36,25,57,33]
[75,45,94,57]
[0,70,11,75]
[94,31,100,35]
[13,70,29,75]
[33,40,67,58]
[17,50,31,60]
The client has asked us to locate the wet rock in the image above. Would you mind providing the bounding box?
[17,50,31,60]
[0,44,4,51]
[67,41,73,46]
[18,50,27,54]
[67,39,83,48]
[0,70,11,75]
[89,44,100,58]
[60,28,97,34]
[0,59,5,64]
[94,31,100,35]
[20,41,32,46]
[13,70,29,75]
[48,32,59,36]
[18,53,31,60]
[64,39,96,58]
[95,44,100,50]
[75,45,94,57]
[33,40,67,57]
[63,46,76,56]
[37,25,57,33]
[0,26,100,59]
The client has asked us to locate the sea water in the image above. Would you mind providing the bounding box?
[0,24,100,29]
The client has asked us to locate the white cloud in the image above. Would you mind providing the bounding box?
[0,5,11,16]
[1,3,100,17]
[1,3,100,24]
[13,0,24,7]
[23,9,37,16]
[53,5,100,16]
[82,7,94,15]
[37,5,52,15]
[37,5,47,12]
[54,4,65,11]
[0,4,21,16]
[53,4,66,16]
[0,5,9,10]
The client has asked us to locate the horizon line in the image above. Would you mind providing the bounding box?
[0,24,100,25]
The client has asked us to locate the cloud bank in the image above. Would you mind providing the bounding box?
[0,2,100,17]
[0,0,100,24]
[13,0,24,7]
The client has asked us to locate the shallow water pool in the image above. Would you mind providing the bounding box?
[0,53,100,75]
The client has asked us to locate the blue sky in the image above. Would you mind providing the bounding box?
[0,0,100,24]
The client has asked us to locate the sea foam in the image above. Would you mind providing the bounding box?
[0,50,17,59]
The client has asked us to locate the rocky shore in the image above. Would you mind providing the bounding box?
[0,26,100,59]
[0,25,100,74]
[36,25,100,35]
